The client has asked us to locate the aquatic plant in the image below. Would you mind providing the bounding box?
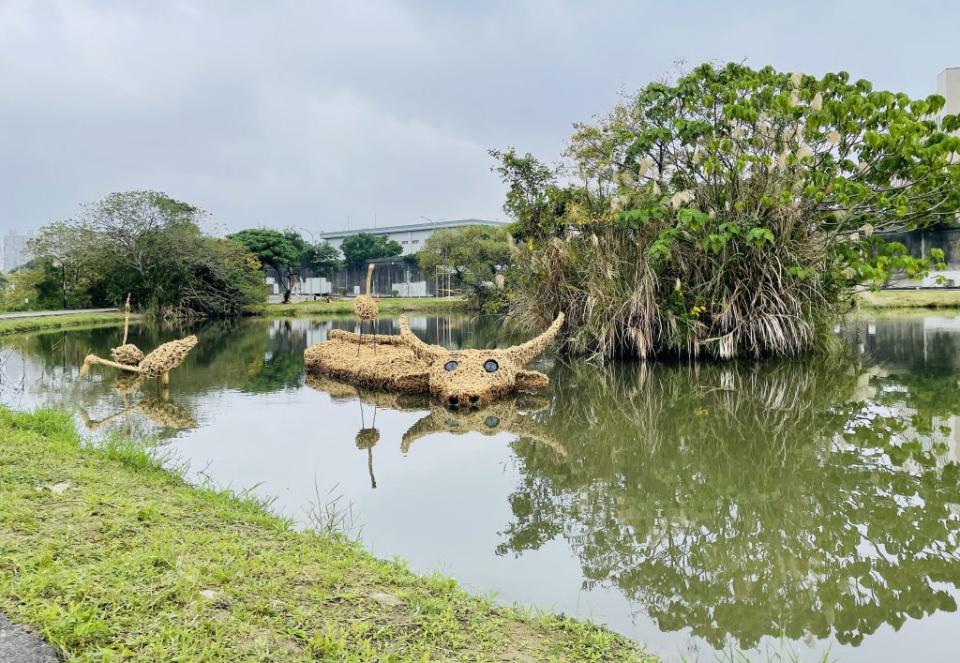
[499,63,960,359]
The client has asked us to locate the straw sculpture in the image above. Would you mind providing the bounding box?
[303,312,564,408]
[81,335,198,385]
[110,293,145,366]
[353,263,380,354]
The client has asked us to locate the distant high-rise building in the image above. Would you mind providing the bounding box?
[937,67,960,123]
[2,231,28,272]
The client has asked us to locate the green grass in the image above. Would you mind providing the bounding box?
[0,312,136,336]
[854,289,960,309]
[0,407,653,662]
[256,297,470,317]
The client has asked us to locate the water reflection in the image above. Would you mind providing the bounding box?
[79,386,198,432]
[501,357,960,651]
[1,313,959,661]
[304,374,565,469]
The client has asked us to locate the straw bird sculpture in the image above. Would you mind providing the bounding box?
[353,263,379,354]
[81,335,198,385]
[110,294,144,366]
[304,312,564,409]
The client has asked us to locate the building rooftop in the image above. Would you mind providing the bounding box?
[315,218,506,240]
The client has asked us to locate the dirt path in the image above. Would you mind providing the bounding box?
[0,307,117,320]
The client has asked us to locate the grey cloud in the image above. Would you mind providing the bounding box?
[2,0,958,235]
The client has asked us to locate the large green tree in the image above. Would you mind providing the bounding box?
[301,240,342,278]
[228,228,342,300]
[417,225,512,310]
[228,228,302,303]
[28,191,264,316]
[26,221,97,308]
[339,232,402,269]
[500,63,960,359]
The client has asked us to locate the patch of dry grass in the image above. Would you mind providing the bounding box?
[854,289,960,309]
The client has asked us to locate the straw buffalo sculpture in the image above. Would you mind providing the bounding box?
[304,313,564,408]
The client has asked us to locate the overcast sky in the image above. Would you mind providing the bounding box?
[2,0,958,236]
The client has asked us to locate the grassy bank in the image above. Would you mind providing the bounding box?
[257,296,470,317]
[0,408,651,662]
[854,289,960,309]
[0,312,136,336]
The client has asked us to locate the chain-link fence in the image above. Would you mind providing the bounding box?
[266,259,462,302]
[879,228,960,288]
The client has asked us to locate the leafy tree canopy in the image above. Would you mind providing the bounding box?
[499,63,960,359]
[27,191,264,316]
[228,228,301,274]
[417,225,512,310]
[302,240,342,277]
[340,232,402,269]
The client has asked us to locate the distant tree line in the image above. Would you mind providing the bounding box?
[7,189,515,314]
[9,191,264,316]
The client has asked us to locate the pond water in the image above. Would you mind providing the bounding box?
[1,313,959,662]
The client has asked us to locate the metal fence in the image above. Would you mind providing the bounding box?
[879,228,960,288]
[266,258,462,302]
[879,228,960,267]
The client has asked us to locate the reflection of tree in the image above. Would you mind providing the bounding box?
[499,360,960,650]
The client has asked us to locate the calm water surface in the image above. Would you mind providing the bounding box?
[2,313,959,662]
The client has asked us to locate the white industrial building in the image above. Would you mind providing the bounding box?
[264,218,507,301]
[938,67,960,120]
[315,218,506,256]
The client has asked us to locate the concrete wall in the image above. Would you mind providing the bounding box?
[938,67,960,120]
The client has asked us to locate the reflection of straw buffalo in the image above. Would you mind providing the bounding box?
[303,377,567,462]
[400,398,566,458]
[304,313,564,408]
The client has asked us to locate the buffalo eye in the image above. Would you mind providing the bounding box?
[444,360,458,372]
[483,359,499,373]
